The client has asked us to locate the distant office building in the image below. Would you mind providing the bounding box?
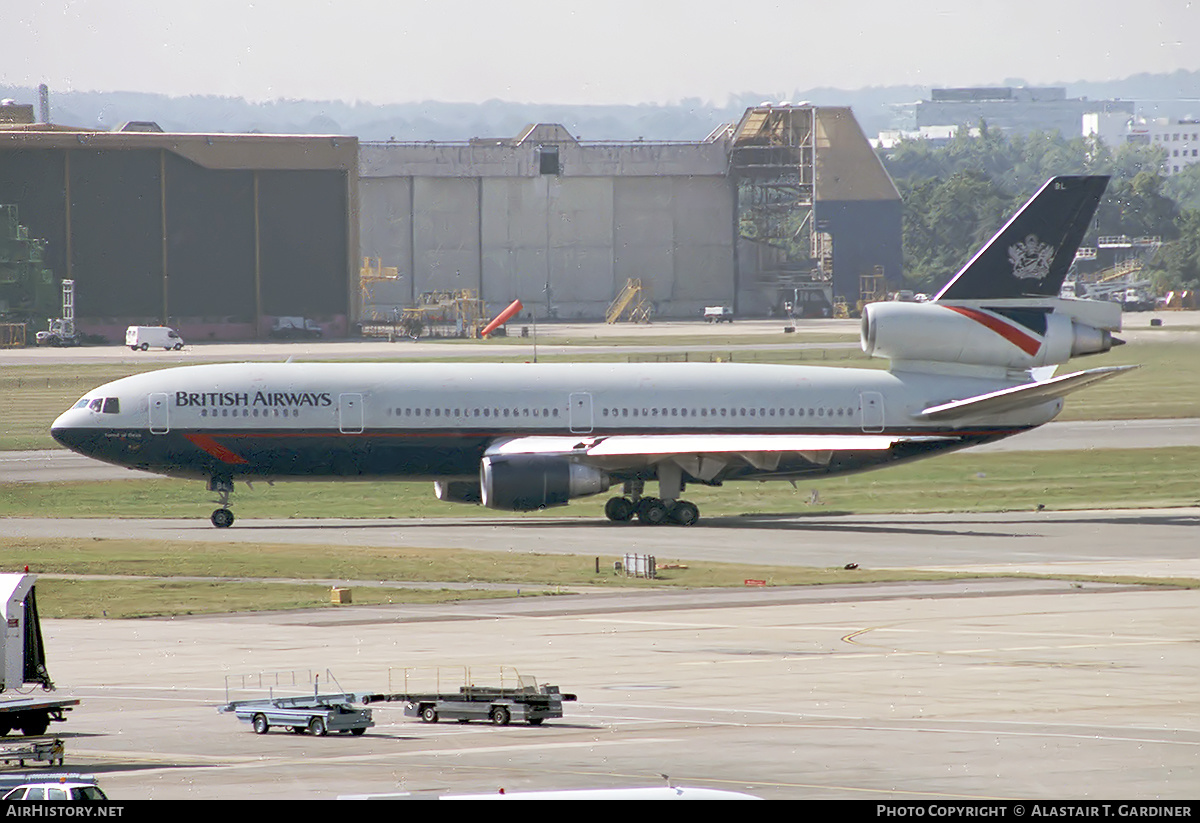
[1127,118,1200,175]
[874,125,962,150]
[1082,111,1135,147]
[896,86,1135,138]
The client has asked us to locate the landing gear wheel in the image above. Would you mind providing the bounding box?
[636,497,668,526]
[253,714,269,735]
[421,706,438,723]
[308,717,328,736]
[490,706,511,726]
[667,500,700,526]
[604,497,635,522]
[211,508,235,528]
[20,716,48,736]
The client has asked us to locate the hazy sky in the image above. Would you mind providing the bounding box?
[6,0,1199,105]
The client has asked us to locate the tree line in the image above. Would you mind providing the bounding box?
[879,125,1200,295]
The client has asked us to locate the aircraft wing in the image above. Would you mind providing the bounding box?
[917,365,1136,422]
[485,433,955,478]
[486,433,947,457]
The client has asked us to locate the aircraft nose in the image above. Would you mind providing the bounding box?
[50,410,92,455]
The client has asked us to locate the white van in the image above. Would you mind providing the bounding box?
[126,326,184,351]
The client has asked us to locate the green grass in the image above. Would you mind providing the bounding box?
[33,578,543,619]
[2,447,1197,520]
[8,537,981,618]
[9,531,1198,618]
[1051,340,1200,422]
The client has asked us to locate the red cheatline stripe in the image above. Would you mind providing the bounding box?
[183,433,250,464]
[944,306,1043,357]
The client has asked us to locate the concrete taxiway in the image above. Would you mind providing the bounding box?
[7,504,1198,799]
[7,507,1200,578]
[38,576,1200,800]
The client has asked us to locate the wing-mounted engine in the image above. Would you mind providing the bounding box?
[480,455,610,511]
[861,298,1122,371]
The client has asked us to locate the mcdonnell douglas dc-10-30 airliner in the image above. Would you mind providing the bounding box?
[52,176,1132,528]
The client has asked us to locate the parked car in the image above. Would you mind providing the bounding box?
[2,780,107,801]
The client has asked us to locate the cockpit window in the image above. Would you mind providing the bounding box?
[73,398,90,409]
[88,398,103,412]
[102,397,120,414]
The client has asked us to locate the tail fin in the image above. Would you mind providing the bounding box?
[934,176,1109,302]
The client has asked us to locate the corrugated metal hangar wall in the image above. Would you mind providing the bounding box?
[0,131,357,341]
[359,124,735,320]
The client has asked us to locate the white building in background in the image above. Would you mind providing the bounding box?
[873,125,962,150]
[1082,111,1134,147]
[1127,118,1200,175]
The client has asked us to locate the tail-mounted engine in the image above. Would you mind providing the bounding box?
[480,455,610,511]
[861,300,1122,370]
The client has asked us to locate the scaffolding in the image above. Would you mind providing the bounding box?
[606,278,653,324]
[729,105,818,313]
[0,204,59,325]
[359,257,488,338]
[1071,237,1160,306]
[358,256,402,321]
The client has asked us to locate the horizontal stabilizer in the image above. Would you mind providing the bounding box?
[918,366,1137,421]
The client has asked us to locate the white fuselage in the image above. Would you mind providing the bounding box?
[51,360,1057,484]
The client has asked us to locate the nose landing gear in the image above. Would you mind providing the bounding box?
[209,477,235,528]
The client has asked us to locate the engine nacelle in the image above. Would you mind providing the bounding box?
[480,455,610,511]
[861,301,1118,370]
[433,480,482,504]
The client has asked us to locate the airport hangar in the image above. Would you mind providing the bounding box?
[0,105,900,340]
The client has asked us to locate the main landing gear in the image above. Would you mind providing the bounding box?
[209,477,235,529]
[604,470,700,527]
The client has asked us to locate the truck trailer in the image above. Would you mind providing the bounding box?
[0,575,78,739]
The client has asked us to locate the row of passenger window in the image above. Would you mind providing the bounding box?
[199,408,298,417]
[387,407,561,419]
[602,406,857,418]
[382,405,858,422]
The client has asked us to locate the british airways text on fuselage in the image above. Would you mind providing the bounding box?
[174,391,334,408]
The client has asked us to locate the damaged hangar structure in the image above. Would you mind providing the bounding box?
[360,105,901,321]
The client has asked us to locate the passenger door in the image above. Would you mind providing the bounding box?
[860,391,884,433]
[338,393,364,434]
[149,392,169,434]
[569,392,593,434]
